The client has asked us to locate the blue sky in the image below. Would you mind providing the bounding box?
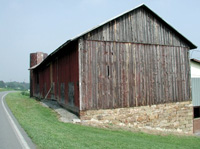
[0,0,199,82]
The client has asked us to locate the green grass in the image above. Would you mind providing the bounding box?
[0,88,12,92]
[6,92,200,149]
[21,90,30,96]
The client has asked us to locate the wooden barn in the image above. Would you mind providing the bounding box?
[30,4,197,133]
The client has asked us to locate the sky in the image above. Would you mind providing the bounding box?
[0,0,199,83]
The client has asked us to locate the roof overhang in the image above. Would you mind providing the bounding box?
[191,59,200,64]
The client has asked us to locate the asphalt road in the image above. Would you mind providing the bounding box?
[0,91,35,149]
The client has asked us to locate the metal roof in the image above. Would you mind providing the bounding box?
[31,4,197,70]
[29,62,42,70]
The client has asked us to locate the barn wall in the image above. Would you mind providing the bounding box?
[30,52,48,97]
[32,42,79,113]
[55,44,79,113]
[191,78,200,106]
[40,66,51,98]
[84,8,189,48]
[32,65,51,99]
[190,61,200,78]
[79,40,190,110]
[31,71,38,97]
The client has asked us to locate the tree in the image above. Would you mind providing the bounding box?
[5,81,29,90]
[0,81,6,88]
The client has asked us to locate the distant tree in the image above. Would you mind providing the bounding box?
[6,82,16,89]
[0,81,6,88]
[5,81,29,90]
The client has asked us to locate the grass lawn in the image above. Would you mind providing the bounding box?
[5,92,200,149]
[0,88,12,92]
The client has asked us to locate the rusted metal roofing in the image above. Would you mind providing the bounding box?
[31,4,197,70]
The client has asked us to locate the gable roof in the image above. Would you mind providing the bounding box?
[30,4,197,70]
[72,4,196,49]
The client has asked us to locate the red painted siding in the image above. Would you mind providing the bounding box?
[31,41,79,113]
[55,45,79,108]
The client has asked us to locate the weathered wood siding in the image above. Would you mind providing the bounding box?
[79,7,191,111]
[84,8,189,48]
[79,40,190,110]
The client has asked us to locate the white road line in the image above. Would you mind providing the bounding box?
[1,93,30,149]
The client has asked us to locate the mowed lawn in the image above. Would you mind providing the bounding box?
[5,92,200,149]
[0,88,12,92]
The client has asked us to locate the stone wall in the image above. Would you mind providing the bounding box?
[80,101,193,134]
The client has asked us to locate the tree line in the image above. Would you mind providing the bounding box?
[0,80,29,91]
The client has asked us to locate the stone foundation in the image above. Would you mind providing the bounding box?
[80,101,193,134]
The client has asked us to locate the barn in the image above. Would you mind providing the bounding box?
[190,59,200,133]
[30,4,197,134]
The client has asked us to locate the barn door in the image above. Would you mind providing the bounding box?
[68,82,74,106]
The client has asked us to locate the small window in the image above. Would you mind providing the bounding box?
[107,65,110,78]
[194,107,200,118]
